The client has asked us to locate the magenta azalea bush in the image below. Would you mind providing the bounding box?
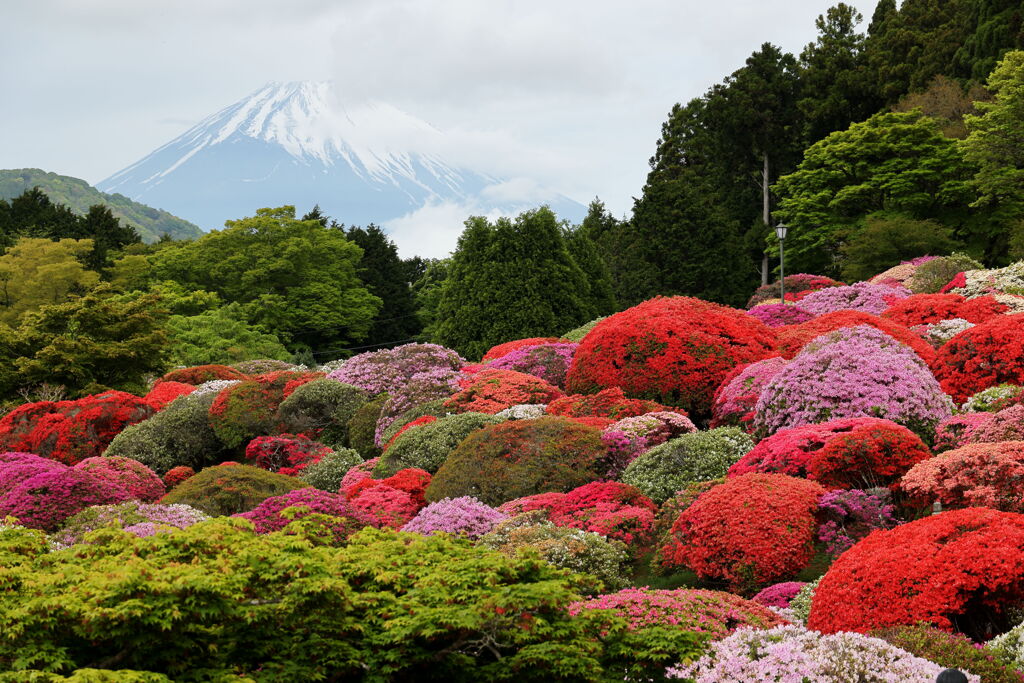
[0,452,66,495]
[817,489,897,558]
[747,303,814,328]
[0,467,132,531]
[488,342,578,388]
[711,357,788,429]
[72,456,165,502]
[798,282,912,316]
[752,582,806,609]
[53,500,209,546]
[325,342,464,396]
[671,625,971,682]
[600,411,697,477]
[236,487,374,537]
[401,496,507,538]
[754,326,953,437]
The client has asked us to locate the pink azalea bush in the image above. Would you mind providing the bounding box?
[53,500,209,546]
[798,282,911,316]
[754,326,953,438]
[969,404,1024,444]
[373,367,463,447]
[0,467,132,531]
[236,487,374,536]
[401,496,507,538]
[817,489,897,558]
[325,342,464,396]
[339,457,379,492]
[711,357,788,430]
[72,456,165,502]
[0,452,67,495]
[747,303,815,327]
[487,342,578,388]
[752,582,806,609]
[933,413,995,452]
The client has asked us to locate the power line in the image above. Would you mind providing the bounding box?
[311,337,422,358]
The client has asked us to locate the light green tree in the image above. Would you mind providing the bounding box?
[0,237,100,325]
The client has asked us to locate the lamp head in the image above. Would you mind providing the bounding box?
[775,223,788,240]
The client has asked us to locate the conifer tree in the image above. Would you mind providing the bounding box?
[344,225,422,347]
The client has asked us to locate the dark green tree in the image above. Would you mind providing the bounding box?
[564,217,616,316]
[839,212,961,281]
[344,224,422,347]
[954,0,1024,81]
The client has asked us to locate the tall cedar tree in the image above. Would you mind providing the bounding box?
[953,0,1024,81]
[433,208,594,359]
[564,214,617,316]
[344,225,423,347]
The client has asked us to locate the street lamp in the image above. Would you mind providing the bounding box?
[775,223,789,304]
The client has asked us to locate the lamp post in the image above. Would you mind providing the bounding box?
[775,223,788,304]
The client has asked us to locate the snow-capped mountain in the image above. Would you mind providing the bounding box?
[99,82,585,254]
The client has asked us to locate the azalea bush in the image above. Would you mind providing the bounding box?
[752,582,806,609]
[746,303,814,327]
[746,274,844,308]
[243,434,332,476]
[933,413,994,452]
[805,419,933,490]
[401,496,506,539]
[374,412,500,477]
[53,500,209,546]
[207,379,285,449]
[807,507,1024,638]
[775,310,936,363]
[545,481,658,547]
[880,293,1006,327]
[488,341,578,387]
[160,464,306,516]
[565,296,777,417]
[969,404,1024,443]
[162,465,194,489]
[798,281,911,316]
[143,381,196,410]
[963,384,1024,412]
[444,368,564,414]
[235,487,373,538]
[160,364,247,385]
[900,441,1024,512]
[710,357,788,429]
[345,468,431,528]
[600,411,697,477]
[907,252,983,293]
[426,417,608,506]
[660,473,825,592]
[0,464,132,531]
[481,337,564,362]
[373,367,463,447]
[325,342,464,395]
[72,456,165,502]
[932,313,1024,403]
[817,489,897,558]
[547,387,684,421]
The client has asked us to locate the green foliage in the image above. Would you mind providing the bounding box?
[953,0,1024,82]
[346,393,387,458]
[104,391,226,475]
[564,220,617,316]
[840,213,960,281]
[0,238,100,325]
[621,428,755,504]
[774,110,978,275]
[276,378,368,447]
[159,464,306,516]
[908,251,985,292]
[0,285,169,398]
[432,208,596,359]
[378,398,449,444]
[410,257,450,340]
[148,206,381,352]
[296,447,363,492]
[0,520,704,681]
[563,317,605,342]
[165,302,291,367]
[374,412,501,477]
[873,624,1023,683]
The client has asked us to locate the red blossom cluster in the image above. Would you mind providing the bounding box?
[900,441,1024,512]
[566,296,777,417]
[244,434,332,477]
[163,466,195,490]
[160,364,248,385]
[939,271,968,294]
[932,314,1024,403]
[880,293,1007,327]
[660,473,825,592]
[344,467,431,528]
[806,420,933,490]
[143,381,197,410]
[808,507,1024,639]
[0,391,155,465]
[547,387,686,421]
[443,368,564,414]
[776,310,935,364]
[482,337,565,362]
[546,481,657,547]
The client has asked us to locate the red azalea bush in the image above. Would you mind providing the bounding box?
[207,377,291,449]
[900,441,1024,512]
[235,487,375,537]
[545,481,658,547]
[426,417,609,506]
[163,465,195,490]
[0,391,156,465]
[482,337,565,362]
[711,357,788,430]
[73,456,165,502]
[244,434,332,476]
[934,413,995,452]
[932,314,1024,403]
[345,467,431,509]
[565,296,777,417]
[143,381,197,410]
[807,507,1024,639]
[746,274,844,309]
[805,420,933,490]
[160,364,248,385]
[547,387,686,421]
[345,468,432,529]
[443,368,564,414]
[880,293,1007,327]
[660,473,825,592]
[0,467,132,531]
[776,310,936,364]
[497,492,568,515]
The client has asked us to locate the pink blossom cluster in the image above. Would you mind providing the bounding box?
[933,413,994,452]
[747,303,814,328]
[401,496,507,538]
[53,500,209,546]
[487,342,578,388]
[73,456,165,502]
[752,582,806,609]
[711,357,788,429]
[325,342,464,396]
[799,282,911,316]
[236,487,375,535]
[599,411,697,477]
[817,489,897,558]
[374,366,464,447]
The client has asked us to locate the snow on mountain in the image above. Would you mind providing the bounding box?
[99,81,585,256]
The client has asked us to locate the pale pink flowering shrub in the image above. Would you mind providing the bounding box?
[969,405,1024,444]
[72,456,165,502]
[599,412,697,477]
[373,367,464,447]
[324,342,464,396]
[933,413,994,452]
[798,281,911,316]
[900,441,1024,512]
[488,342,578,388]
[401,496,506,538]
[711,357,788,430]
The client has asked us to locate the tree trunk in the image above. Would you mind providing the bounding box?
[761,152,770,286]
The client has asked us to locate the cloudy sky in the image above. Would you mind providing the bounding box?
[2,0,876,254]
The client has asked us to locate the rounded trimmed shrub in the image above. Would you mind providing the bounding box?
[482,337,564,362]
[374,412,501,477]
[710,357,788,429]
[207,379,285,450]
[776,310,937,364]
[425,417,608,506]
[243,434,332,477]
[346,393,388,459]
[805,420,933,490]
[143,381,197,410]
[546,481,657,547]
[443,368,563,415]
[160,464,306,516]
[73,456,165,502]
[747,303,814,328]
[161,364,247,385]
[487,342,578,388]
[230,359,297,374]
[276,378,368,446]
[754,325,953,438]
[807,507,1024,638]
[933,412,994,452]
[621,427,754,504]
[547,387,686,421]
[235,487,373,538]
[908,253,983,293]
[969,404,1024,443]
[163,466,195,490]
[900,441,1024,512]
[746,274,844,309]
[565,296,777,417]
[373,367,464,447]
[752,582,806,609]
[401,496,507,539]
[798,281,910,316]
[873,624,1023,683]
[562,317,604,342]
[660,473,826,592]
[881,293,1007,327]
[932,313,1024,404]
[325,342,464,395]
[53,500,209,546]
[600,411,698,477]
[963,384,1024,413]
[295,447,363,492]
[0,468,132,531]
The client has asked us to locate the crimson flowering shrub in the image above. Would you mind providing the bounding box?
[325,342,464,395]
[776,310,936,364]
[425,417,608,506]
[807,507,1024,639]
[345,467,431,505]
[339,457,379,492]
[401,496,507,539]
[349,486,421,528]
[547,387,686,421]
[569,588,785,639]
[900,441,1024,512]
[0,452,67,495]
[806,420,933,490]
[746,274,844,309]
[161,364,248,385]
[752,582,806,609]
[881,293,1007,327]
[482,337,565,362]
[933,413,994,452]
[0,391,156,465]
[566,296,777,417]
[969,404,1024,443]
[235,487,374,538]
[244,434,332,476]
[660,473,826,592]
[754,326,953,438]
[816,489,897,558]
[711,357,788,430]
[0,467,132,531]
[932,314,1024,403]
[487,342,578,388]
[941,271,968,293]
[746,303,814,328]
[545,481,658,547]
[600,411,698,477]
[73,456,165,502]
[497,492,568,515]
[144,381,197,410]
[163,466,195,489]
[443,368,563,415]
[798,282,911,316]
